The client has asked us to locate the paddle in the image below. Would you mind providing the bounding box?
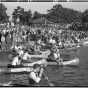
[54,57,59,68]
[43,72,54,86]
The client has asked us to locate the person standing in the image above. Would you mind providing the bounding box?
[6,34,12,50]
[1,34,6,50]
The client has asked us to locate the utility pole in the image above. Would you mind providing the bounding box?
[59,14,60,29]
[59,14,60,25]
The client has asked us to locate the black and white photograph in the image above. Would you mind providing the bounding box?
[0,1,87,87]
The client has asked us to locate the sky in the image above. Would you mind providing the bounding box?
[1,2,88,20]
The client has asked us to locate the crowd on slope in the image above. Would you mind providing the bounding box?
[0,25,88,51]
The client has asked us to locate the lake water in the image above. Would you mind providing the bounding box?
[0,45,88,87]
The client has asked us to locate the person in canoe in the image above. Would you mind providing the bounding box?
[7,50,32,68]
[22,50,32,62]
[34,44,44,54]
[51,45,64,66]
[10,44,22,53]
[7,51,24,68]
[16,49,32,62]
[28,64,44,86]
[53,45,62,61]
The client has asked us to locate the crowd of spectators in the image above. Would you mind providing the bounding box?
[0,24,88,51]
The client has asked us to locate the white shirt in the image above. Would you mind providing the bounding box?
[52,40,56,44]
[54,51,60,59]
[12,56,21,66]
[22,52,31,60]
[14,46,19,50]
[49,38,56,44]
[49,38,53,44]
[1,36,5,42]
[59,42,62,46]
[29,72,41,83]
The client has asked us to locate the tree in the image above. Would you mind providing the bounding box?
[46,4,81,24]
[12,6,32,25]
[33,11,42,20]
[0,3,9,23]
[82,9,88,24]
[12,6,24,25]
[81,9,88,30]
[25,9,32,25]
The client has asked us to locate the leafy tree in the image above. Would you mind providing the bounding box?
[12,6,32,25]
[0,3,9,23]
[80,9,88,30]
[12,6,23,25]
[33,11,42,20]
[82,9,88,24]
[46,4,81,24]
[25,9,32,25]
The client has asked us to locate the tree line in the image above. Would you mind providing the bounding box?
[0,3,88,30]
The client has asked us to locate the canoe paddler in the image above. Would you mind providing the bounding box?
[7,51,23,68]
[22,51,32,62]
[17,50,32,62]
[28,58,47,86]
[28,64,44,86]
[34,44,42,54]
[53,45,61,61]
[11,45,22,53]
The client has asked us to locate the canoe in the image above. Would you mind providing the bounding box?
[24,58,79,66]
[30,50,51,58]
[82,41,88,46]
[1,57,79,67]
[0,67,33,74]
[0,58,79,74]
[23,59,47,67]
[0,58,47,67]
[41,44,64,50]
[47,58,79,66]
[58,58,79,66]
[65,45,80,51]
[0,59,47,73]
[8,50,51,61]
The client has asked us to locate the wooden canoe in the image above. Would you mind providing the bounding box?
[30,50,51,58]
[0,58,79,74]
[58,58,79,66]
[24,58,79,66]
[8,50,51,61]
[65,45,80,51]
[0,59,47,73]
[0,58,47,67]
[82,41,88,46]
[0,67,33,74]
